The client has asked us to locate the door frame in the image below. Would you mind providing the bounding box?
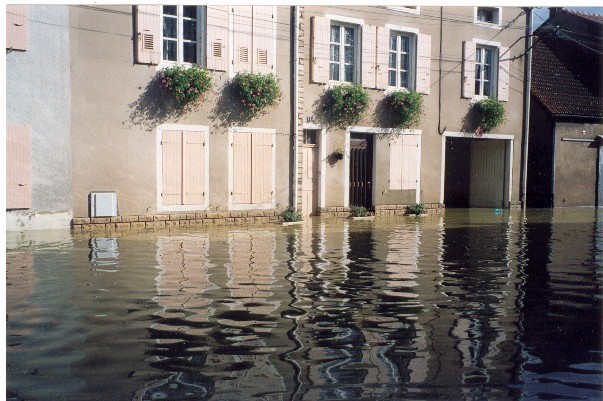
[302,124,326,210]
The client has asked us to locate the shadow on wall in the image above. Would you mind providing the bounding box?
[461,104,481,134]
[209,81,260,128]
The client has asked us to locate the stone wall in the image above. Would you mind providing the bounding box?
[317,203,444,217]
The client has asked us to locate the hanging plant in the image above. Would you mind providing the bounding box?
[159,65,213,105]
[474,98,505,135]
[384,90,424,129]
[325,84,370,129]
[233,72,282,119]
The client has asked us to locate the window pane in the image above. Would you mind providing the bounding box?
[344,27,354,45]
[475,80,481,95]
[330,25,340,43]
[344,64,354,82]
[388,70,396,86]
[330,44,340,62]
[475,64,482,80]
[400,71,409,88]
[485,49,493,65]
[330,63,339,81]
[390,35,397,51]
[163,39,177,61]
[344,46,354,64]
[163,16,177,39]
[401,36,410,53]
[183,6,197,19]
[401,54,409,71]
[389,52,396,68]
[163,5,177,16]
[484,65,491,80]
[183,19,197,41]
[476,48,482,63]
[483,81,491,97]
[183,42,196,63]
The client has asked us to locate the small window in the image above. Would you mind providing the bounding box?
[162,5,201,64]
[303,130,318,145]
[475,45,498,97]
[475,7,501,26]
[329,23,358,83]
[388,32,416,89]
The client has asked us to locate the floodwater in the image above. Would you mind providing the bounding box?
[6,209,603,401]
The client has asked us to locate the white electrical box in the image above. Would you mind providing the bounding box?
[90,192,118,217]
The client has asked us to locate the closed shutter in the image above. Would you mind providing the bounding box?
[361,24,377,88]
[389,136,403,190]
[7,124,31,209]
[182,131,205,205]
[162,130,183,206]
[232,132,252,204]
[462,40,476,98]
[135,5,160,65]
[251,132,273,204]
[232,6,253,73]
[376,26,390,90]
[252,6,274,74]
[401,134,420,190]
[6,5,28,51]
[415,33,431,94]
[311,16,330,84]
[206,5,229,71]
[497,46,510,102]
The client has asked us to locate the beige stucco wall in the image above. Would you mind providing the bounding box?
[70,6,292,217]
[300,6,526,208]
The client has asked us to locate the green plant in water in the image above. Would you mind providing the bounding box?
[282,206,302,222]
[233,72,282,119]
[384,90,424,129]
[160,65,213,105]
[474,98,505,135]
[350,205,369,217]
[326,84,370,129]
[406,203,425,216]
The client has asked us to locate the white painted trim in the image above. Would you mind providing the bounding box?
[416,134,422,204]
[344,128,350,208]
[156,124,210,213]
[385,24,420,36]
[386,6,420,15]
[304,124,328,209]
[227,127,276,211]
[473,37,501,48]
[508,138,514,206]
[6,211,73,231]
[473,6,503,29]
[440,134,446,204]
[443,131,514,140]
[325,14,364,26]
[157,6,206,71]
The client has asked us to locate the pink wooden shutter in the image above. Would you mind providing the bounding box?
[252,6,274,74]
[389,136,403,190]
[251,132,273,204]
[182,131,205,205]
[401,135,420,190]
[232,132,252,204]
[206,5,229,71]
[6,5,28,51]
[233,6,253,73]
[415,33,431,94]
[311,16,330,84]
[462,41,476,98]
[135,5,160,65]
[162,130,183,205]
[361,24,377,88]
[376,26,390,90]
[498,46,510,102]
[6,124,31,209]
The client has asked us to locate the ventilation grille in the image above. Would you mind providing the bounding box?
[257,49,268,65]
[239,46,249,63]
[142,33,154,50]
[212,41,222,58]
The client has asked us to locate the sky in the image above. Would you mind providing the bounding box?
[533,6,603,28]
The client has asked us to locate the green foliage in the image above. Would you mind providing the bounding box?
[282,206,302,222]
[350,205,369,217]
[474,98,505,134]
[333,148,344,160]
[233,72,282,119]
[160,65,213,105]
[406,203,425,216]
[326,84,370,128]
[384,90,424,129]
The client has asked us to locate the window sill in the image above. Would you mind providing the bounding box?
[473,21,502,29]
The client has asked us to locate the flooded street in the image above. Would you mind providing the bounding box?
[6,209,603,401]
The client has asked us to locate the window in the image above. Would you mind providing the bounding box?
[303,130,318,145]
[475,46,497,97]
[475,7,501,27]
[162,5,201,64]
[388,32,415,89]
[330,23,358,82]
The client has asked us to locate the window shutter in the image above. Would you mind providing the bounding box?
[135,5,160,65]
[206,5,229,71]
[7,124,31,209]
[251,132,273,204]
[376,26,390,90]
[6,5,28,51]
[182,131,205,205]
[252,6,274,74]
[497,46,510,102]
[389,136,403,190]
[311,16,330,84]
[232,132,252,204]
[401,134,420,190]
[462,40,476,98]
[361,24,377,88]
[415,33,431,94]
[232,6,253,73]
[162,130,183,206]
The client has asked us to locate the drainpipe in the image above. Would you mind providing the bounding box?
[292,6,300,209]
[520,7,533,208]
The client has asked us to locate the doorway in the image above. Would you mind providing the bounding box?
[301,129,319,216]
[349,133,374,209]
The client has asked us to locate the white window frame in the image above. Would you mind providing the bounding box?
[160,5,206,67]
[328,21,360,84]
[156,124,210,213]
[474,44,498,99]
[387,30,417,90]
[386,6,420,15]
[474,7,502,29]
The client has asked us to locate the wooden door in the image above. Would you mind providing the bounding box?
[302,145,319,216]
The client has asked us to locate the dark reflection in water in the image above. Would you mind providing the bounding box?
[6,209,603,401]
